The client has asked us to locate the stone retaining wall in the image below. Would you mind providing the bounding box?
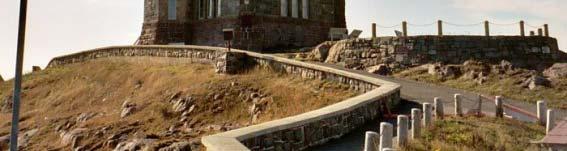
[325,36,565,70]
[46,45,402,151]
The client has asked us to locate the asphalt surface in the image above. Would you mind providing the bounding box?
[310,62,566,151]
[314,62,566,121]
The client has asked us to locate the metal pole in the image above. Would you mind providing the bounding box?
[10,0,28,150]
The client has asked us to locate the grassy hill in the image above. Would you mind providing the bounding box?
[0,57,357,150]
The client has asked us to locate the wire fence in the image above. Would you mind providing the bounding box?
[372,20,548,36]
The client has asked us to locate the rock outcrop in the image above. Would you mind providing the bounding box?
[307,41,336,61]
[544,63,567,79]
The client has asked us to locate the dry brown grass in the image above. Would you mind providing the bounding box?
[402,116,545,151]
[0,57,357,150]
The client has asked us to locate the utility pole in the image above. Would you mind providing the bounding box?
[10,0,28,150]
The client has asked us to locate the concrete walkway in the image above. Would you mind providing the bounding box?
[314,62,567,122]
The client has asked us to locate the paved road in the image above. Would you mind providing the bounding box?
[313,62,567,122]
[311,62,567,151]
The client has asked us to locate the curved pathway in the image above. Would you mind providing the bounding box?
[313,62,567,122]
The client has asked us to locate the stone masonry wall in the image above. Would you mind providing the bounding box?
[47,46,221,68]
[231,58,400,151]
[46,45,401,151]
[325,36,565,70]
[139,0,346,51]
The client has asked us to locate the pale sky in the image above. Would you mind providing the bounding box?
[1,0,566,79]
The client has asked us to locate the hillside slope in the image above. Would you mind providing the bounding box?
[0,57,356,150]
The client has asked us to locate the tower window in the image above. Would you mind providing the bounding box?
[168,0,177,20]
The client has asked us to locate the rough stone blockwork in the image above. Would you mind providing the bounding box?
[138,0,346,51]
[215,52,255,74]
[47,46,222,68]
[326,36,565,69]
[46,45,401,151]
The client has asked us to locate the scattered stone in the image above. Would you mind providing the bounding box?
[366,64,390,75]
[181,105,195,116]
[32,66,42,72]
[61,128,87,146]
[213,94,222,100]
[441,65,461,77]
[0,135,9,146]
[121,100,137,118]
[500,60,514,71]
[543,63,567,79]
[522,75,551,90]
[168,91,182,102]
[1,95,13,113]
[158,142,192,151]
[18,128,39,148]
[134,80,143,89]
[172,97,194,113]
[476,72,489,84]
[113,139,156,151]
[76,112,98,123]
[250,93,260,100]
[428,64,442,75]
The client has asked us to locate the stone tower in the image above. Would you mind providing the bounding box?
[137,0,346,51]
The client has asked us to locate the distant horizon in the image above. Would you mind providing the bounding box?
[1,0,566,79]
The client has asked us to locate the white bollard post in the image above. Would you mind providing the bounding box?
[397,115,409,147]
[434,97,444,119]
[364,131,380,151]
[537,101,547,125]
[495,96,504,118]
[477,94,483,117]
[423,103,432,127]
[411,108,422,139]
[379,122,393,151]
[546,109,555,134]
[454,94,463,116]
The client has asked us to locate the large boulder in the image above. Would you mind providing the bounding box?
[324,39,350,63]
[366,64,390,75]
[543,63,567,79]
[307,41,336,61]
